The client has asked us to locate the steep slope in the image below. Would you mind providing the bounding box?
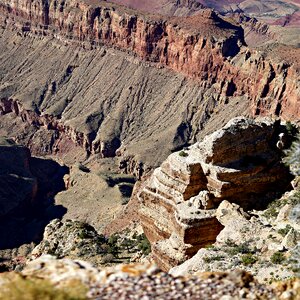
[109,0,205,16]
[0,0,299,171]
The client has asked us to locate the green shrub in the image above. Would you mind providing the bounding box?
[102,254,115,264]
[284,133,300,176]
[137,234,151,255]
[203,255,225,263]
[241,254,257,266]
[285,121,298,138]
[179,151,188,157]
[278,225,292,236]
[225,242,253,256]
[225,239,237,247]
[271,252,286,264]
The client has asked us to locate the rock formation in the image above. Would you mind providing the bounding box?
[31,219,107,263]
[170,197,300,282]
[0,255,299,299]
[138,117,293,270]
[0,0,299,171]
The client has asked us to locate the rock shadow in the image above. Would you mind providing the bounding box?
[0,157,69,250]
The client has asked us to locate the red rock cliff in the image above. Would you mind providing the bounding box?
[0,0,299,121]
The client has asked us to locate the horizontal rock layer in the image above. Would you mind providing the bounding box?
[0,0,299,170]
[1,0,299,115]
[138,117,293,270]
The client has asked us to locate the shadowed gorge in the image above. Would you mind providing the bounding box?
[0,138,68,253]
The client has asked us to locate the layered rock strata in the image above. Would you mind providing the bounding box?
[0,0,299,169]
[138,117,293,270]
[1,0,299,117]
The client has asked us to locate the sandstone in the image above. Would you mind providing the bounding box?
[170,199,297,282]
[138,117,293,270]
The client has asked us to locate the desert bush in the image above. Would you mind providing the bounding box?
[179,151,188,157]
[225,242,253,256]
[241,254,257,266]
[102,254,115,264]
[271,252,286,264]
[278,225,293,236]
[203,255,225,263]
[137,234,151,255]
[285,121,298,138]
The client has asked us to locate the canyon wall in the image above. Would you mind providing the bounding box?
[138,117,293,270]
[0,0,299,170]
[1,0,298,117]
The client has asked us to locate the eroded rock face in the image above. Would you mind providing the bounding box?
[0,0,299,171]
[0,138,68,262]
[170,198,300,282]
[138,117,293,270]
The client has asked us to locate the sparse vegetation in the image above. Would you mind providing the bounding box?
[241,254,257,266]
[271,252,286,264]
[179,151,188,157]
[263,198,288,219]
[278,225,292,236]
[203,255,225,263]
[285,121,298,139]
[225,241,254,256]
[284,132,300,175]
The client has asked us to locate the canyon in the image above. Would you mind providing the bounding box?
[0,0,299,172]
[0,0,299,297]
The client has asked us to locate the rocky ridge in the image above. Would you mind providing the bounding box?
[1,255,299,299]
[0,0,299,171]
[138,117,294,270]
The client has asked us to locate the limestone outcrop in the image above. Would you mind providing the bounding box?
[170,197,300,282]
[138,117,293,270]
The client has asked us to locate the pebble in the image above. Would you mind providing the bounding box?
[88,272,277,300]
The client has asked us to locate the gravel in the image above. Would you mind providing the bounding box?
[88,271,277,300]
